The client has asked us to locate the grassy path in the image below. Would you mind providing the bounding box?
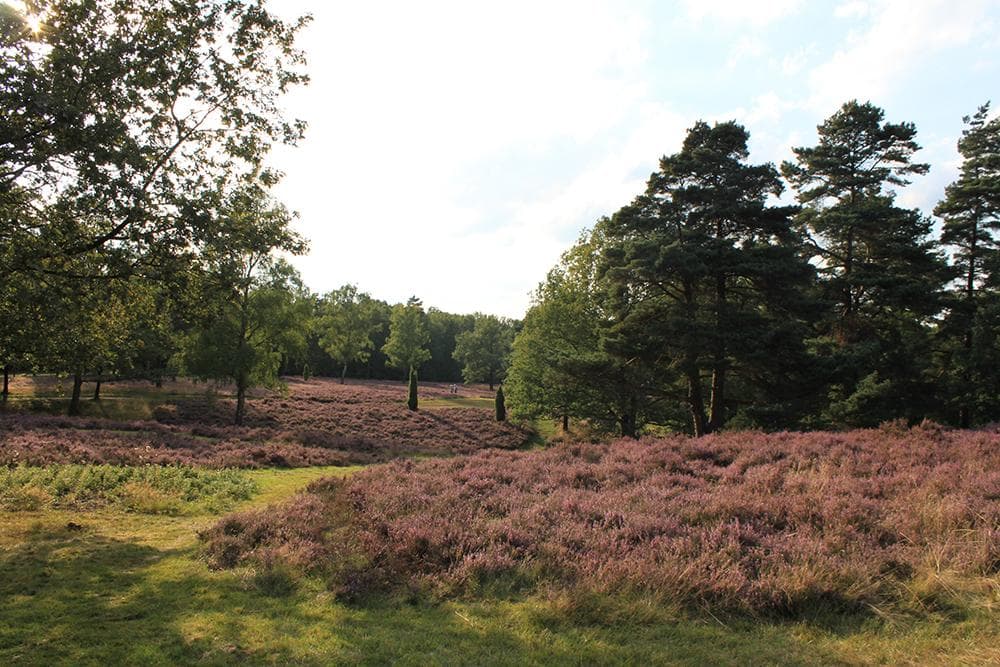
[1,466,997,665]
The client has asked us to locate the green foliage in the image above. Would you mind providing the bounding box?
[933,103,1000,426]
[317,285,384,383]
[783,101,949,427]
[507,231,659,438]
[425,309,474,382]
[495,385,506,422]
[0,0,309,277]
[179,182,309,425]
[599,120,815,434]
[0,464,257,514]
[407,367,418,411]
[453,314,515,389]
[383,297,431,374]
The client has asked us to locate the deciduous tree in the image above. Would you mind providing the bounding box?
[180,182,308,425]
[0,0,309,277]
[317,284,383,384]
[453,314,514,390]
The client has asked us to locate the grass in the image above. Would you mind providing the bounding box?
[0,464,258,514]
[2,466,997,665]
[420,396,495,410]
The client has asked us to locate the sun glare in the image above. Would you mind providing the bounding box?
[25,13,42,33]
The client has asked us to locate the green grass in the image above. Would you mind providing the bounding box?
[2,465,997,665]
[0,465,259,515]
[420,396,495,410]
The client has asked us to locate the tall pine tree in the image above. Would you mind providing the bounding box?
[934,103,1000,426]
[602,121,814,435]
[782,101,949,426]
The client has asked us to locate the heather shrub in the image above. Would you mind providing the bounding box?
[202,426,1000,615]
[1,379,530,468]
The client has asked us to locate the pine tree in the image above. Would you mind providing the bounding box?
[782,101,949,426]
[934,103,1000,426]
[602,120,814,434]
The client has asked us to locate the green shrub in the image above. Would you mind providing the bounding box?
[0,464,257,514]
[1,485,53,511]
[495,385,506,422]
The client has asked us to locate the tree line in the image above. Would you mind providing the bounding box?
[506,101,1000,436]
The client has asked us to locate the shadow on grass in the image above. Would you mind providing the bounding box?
[0,518,867,666]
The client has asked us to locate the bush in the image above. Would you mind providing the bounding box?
[1,485,53,511]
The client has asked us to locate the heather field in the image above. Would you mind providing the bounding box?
[2,382,999,664]
[0,377,529,468]
[205,424,1000,617]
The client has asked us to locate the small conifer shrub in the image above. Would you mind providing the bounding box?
[495,385,506,422]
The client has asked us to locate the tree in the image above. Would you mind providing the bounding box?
[0,0,309,278]
[782,101,949,426]
[317,284,383,384]
[383,297,431,374]
[933,103,1000,426]
[506,265,602,433]
[0,270,37,402]
[601,121,814,435]
[180,182,308,425]
[424,309,474,381]
[495,384,506,422]
[507,230,663,438]
[34,264,148,414]
[452,314,515,390]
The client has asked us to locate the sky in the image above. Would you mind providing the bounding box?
[267,0,999,318]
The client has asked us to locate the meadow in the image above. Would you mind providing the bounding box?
[1,378,998,665]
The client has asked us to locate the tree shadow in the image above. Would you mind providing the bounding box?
[0,520,879,665]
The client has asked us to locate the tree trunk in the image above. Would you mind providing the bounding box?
[488,369,494,391]
[708,272,727,432]
[682,276,708,436]
[341,362,348,385]
[562,413,569,432]
[686,367,707,437]
[959,218,978,429]
[619,412,637,439]
[709,368,725,432]
[234,378,247,426]
[69,370,84,416]
[93,368,102,401]
[1,365,9,403]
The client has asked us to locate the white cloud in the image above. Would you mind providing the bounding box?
[682,0,802,26]
[806,0,993,113]
[781,44,817,76]
[834,1,870,19]
[727,36,767,69]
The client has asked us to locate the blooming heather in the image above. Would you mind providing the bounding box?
[0,379,528,468]
[202,423,1000,613]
